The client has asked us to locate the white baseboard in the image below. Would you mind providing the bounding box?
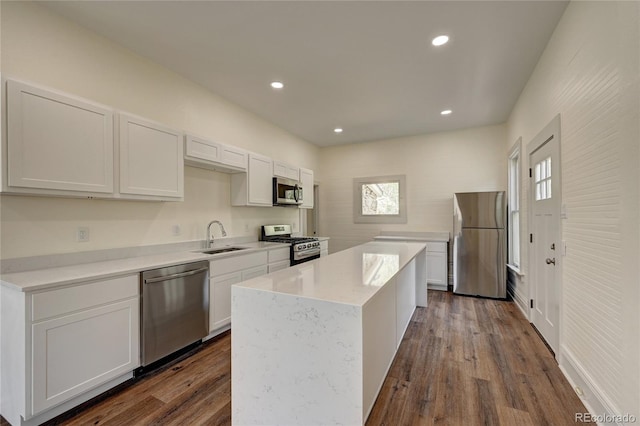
[507,286,529,320]
[427,283,447,291]
[560,346,627,425]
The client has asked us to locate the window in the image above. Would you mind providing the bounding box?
[353,175,407,224]
[534,156,552,201]
[508,140,521,268]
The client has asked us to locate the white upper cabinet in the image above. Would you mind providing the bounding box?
[118,113,184,200]
[273,160,299,180]
[184,134,247,173]
[5,79,114,196]
[231,152,273,206]
[299,167,314,209]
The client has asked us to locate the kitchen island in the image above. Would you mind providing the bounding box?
[231,241,427,426]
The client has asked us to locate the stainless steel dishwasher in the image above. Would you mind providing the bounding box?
[140,261,209,367]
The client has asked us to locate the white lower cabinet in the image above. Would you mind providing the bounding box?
[32,298,139,414]
[267,247,290,272]
[0,274,139,425]
[268,260,290,273]
[211,271,243,331]
[209,252,269,332]
[320,240,329,257]
[426,242,448,290]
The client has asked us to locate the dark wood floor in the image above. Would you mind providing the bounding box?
[11,291,590,426]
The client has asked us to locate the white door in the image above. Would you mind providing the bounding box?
[528,115,561,354]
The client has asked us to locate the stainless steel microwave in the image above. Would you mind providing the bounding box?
[273,177,303,206]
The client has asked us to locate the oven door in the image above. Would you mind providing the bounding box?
[291,246,321,265]
[273,177,303,206]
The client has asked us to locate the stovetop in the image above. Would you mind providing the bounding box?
[265,236,318,245]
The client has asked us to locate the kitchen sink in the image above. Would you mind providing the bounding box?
[199,247,248,255]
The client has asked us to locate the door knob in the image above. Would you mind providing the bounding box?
[546,258,556,265]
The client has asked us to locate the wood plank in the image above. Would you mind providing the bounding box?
[38,292,593,426]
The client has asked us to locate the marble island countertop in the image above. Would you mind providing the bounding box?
[235,241,427,307]
[0,240,291,292]
[231,240,427,425]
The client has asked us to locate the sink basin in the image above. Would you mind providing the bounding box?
[200,247,248,255]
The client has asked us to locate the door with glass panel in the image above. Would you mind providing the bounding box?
[528,115,561,354]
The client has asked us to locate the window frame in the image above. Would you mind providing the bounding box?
[508,139,522,269]
[353,175,407,224]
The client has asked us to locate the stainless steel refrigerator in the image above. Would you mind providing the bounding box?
[453,191,506,298]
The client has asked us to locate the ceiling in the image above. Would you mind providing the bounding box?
[40,1,568,147]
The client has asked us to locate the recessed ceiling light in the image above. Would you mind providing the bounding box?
[334,128,343,133]
[270,81,284,89]
[441,109,452,115]
[432,35,449,46]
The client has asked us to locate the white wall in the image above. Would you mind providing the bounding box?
[507,1,639,419]
[0,2,319,259]
[317,124,507,253]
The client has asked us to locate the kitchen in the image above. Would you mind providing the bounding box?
[1,1,639,425]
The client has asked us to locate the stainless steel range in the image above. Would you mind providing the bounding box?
[261,224,320,266]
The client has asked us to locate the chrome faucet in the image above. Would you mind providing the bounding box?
[206,220,227,247]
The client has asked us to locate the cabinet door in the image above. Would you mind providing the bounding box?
[31,298,139,415]
[185,134,220,163]
[6,80,114,194]
[184,135,247,173]
[219,144,247,170]
[268,247,290,264]
[273,161,299,180]
[211,271,242,331]
[427,251,448,286]
[248,154,273,206]
[119,113,184,199]
[299,168,314,209]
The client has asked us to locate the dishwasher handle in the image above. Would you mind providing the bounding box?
[144,266,209,284]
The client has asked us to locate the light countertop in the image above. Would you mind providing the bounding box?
[234,241,426,306]
[0,241,289,292]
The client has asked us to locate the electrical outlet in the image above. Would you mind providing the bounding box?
[244,223,249,232]
[292,222,298,231]
[77,227,90,242]
[172,224,181,236]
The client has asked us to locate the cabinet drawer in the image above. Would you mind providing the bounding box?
[32,275,138,322]
[268,247,290,263]
[210,251,268,277]
[426,242,447,253]
[268,260,290,273]
[242,265,268,281]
